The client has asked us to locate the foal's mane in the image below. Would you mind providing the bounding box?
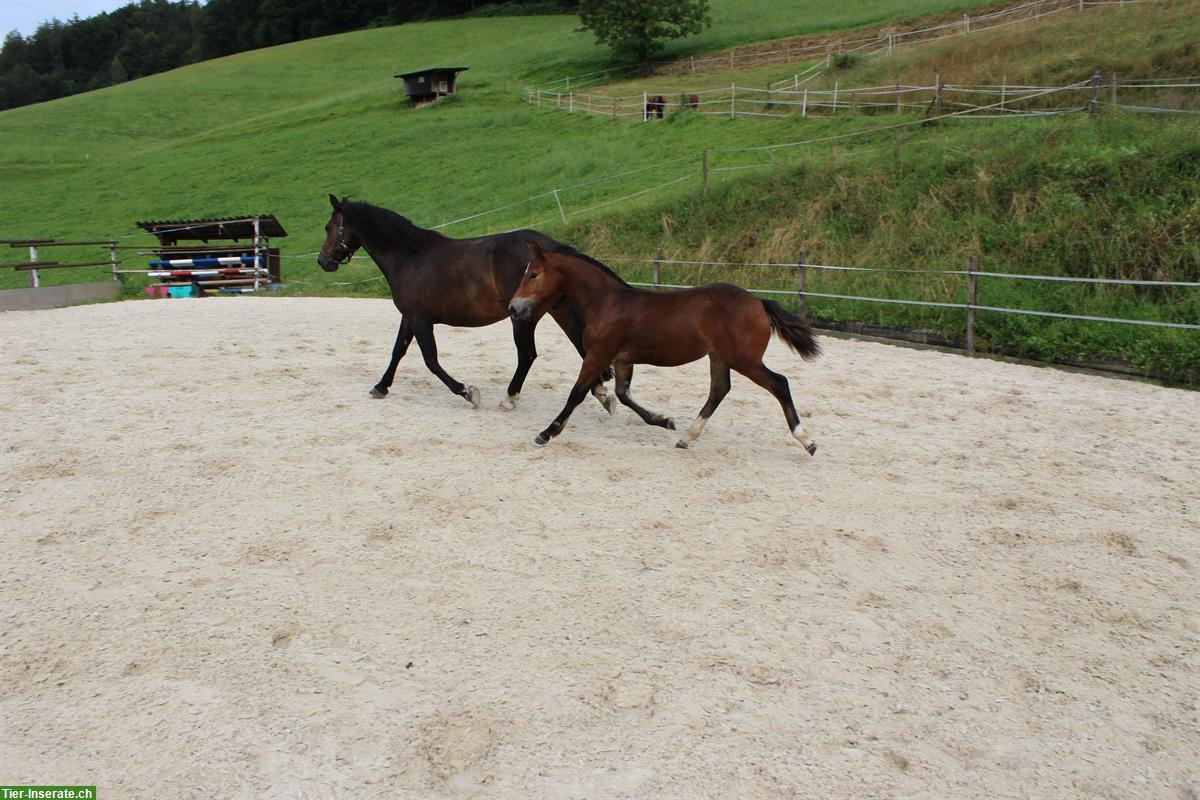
[553,244,629,287]
[341,198,445,252]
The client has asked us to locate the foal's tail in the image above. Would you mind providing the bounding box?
[762,299,820,361]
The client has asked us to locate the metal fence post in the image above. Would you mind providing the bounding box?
[653,249,663,287]
[967,255,978,356]
[730,83,736,117]
[643,91,647,122]
[802,88,808,116]
[796,251,808,316]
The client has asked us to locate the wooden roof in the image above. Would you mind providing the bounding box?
[135,215,287,241]
[394,66,469,79]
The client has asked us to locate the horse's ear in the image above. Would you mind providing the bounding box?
[526,240,546,261]
[328,194,341,211]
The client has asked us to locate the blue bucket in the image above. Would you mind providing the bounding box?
[167,286,193,299]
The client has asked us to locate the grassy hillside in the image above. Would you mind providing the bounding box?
[0,0,1196,381]
[0,0,1004,289]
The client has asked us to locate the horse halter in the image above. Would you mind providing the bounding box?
[327,217,356,265]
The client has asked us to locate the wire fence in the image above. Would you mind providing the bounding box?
[602,254,1199,359]
[524,74,1199,121]
[534,0,1148,92]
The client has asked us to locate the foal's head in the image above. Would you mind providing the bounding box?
[508,241,565,322]
[317,194,362,272]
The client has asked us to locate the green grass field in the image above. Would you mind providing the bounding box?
[0,0,1196,381]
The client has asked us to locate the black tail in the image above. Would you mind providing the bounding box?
[762,299,820,361]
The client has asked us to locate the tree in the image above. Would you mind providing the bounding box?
[578,0,710,64]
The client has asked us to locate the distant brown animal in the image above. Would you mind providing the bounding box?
[685,93,699,110]
[645,95,666,119]
[508,243,821,452]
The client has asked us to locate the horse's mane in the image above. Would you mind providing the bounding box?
[554,243,629,287]
[341,198,445,253]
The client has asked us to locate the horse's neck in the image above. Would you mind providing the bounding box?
[560,259,623,314]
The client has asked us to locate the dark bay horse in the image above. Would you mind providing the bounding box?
[317,195,614,411]
[508,243,821,452]
[645,95,666,119]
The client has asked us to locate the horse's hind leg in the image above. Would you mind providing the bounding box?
[735,362,816,455]
[548,301,616,414]
[676,355,731,449]
[613,363,675,430]
[412,320,481,408]
[370,317,414,398]
[500,318,537,410]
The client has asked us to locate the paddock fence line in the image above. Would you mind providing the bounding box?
[531,0,1149,94]
[523,74,1200,120]
[599,254,1198,356]
[0,238,120,288]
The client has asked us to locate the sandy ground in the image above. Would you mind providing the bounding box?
[0,297,1197,799]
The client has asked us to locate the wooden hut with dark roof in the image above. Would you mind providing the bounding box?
[395,67,468,105]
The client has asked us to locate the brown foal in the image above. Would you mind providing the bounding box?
[508,243,821,453]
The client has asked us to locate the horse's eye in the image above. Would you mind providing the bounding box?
[529,272,538,280]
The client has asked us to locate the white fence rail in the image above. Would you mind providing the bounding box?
[525,75,1199,121]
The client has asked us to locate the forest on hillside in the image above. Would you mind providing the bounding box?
[0,0,576,110]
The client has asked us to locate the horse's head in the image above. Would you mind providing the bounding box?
[317,194,362,272]
[508,241,563,322]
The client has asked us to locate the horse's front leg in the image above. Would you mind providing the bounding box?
[412,320,480,408]
[534,354,611,445]
[499,317,537,411]
[370,316,414,398]
[547,301,616,414]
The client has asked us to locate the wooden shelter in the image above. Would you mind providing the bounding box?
[395,67,468,104]
[133,214,286,295]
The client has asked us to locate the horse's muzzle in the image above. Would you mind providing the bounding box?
[317,253,340,272]
[508,298,533,321]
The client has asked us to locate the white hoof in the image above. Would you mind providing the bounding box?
[603,393,618,415]
[498,394,520,411]
[466,386,481,409]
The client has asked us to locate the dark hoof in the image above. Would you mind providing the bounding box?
[369,386,388,398]
[675,440,689,449]
[533,433,548,446]
[665,418,677,431]
[806,442,817,456]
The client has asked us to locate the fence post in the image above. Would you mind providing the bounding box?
[568,91,574,114]
[832,81,839,114]
[964,14,970,33]
[934,72,944,114]
[653,249,663,287]
[1001,73,1007,110]
[896,82,902,114]
[701,149,709,191]
[802,88,808,116]
[766,81,772,108]
[28,244,39,289]
[966,255,978,356]
[1110,71,1118,105]
[108,240,119,280]
[691,56,695,74]
[552,189,567,224]
[1089,71,1101,117]
[612,97,618,118]
[643,91,647,122]
[796,251,808,316]
[730,49,735,70]
[851,90,858,114]
[730,83,736,117]
[887,33,894,55]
